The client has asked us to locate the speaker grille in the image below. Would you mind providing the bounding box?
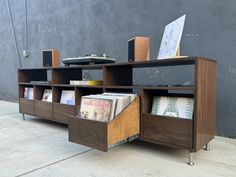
[43,51,52,66]
[128,39,135,62]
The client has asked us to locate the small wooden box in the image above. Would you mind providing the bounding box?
[128,37,150,62]
[42,49,60,67]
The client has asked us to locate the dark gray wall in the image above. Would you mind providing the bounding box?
[0,0,236,138]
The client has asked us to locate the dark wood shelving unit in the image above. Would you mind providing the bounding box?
[18,56,216,165]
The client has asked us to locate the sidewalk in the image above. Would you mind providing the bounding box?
[0,100,236,177]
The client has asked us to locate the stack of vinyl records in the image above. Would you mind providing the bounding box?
[78,93,137,122]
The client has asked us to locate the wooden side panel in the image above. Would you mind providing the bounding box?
[135,37,150,61]
[194,58,216,151]
[143,114,193,148]
[19,98,35,115]
[108,97,140,145]
[35,100,53,119]
[53,103,75,123]
[52,49,60,67]
[69,117,108,151]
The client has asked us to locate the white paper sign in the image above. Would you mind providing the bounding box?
[157,15,186,59]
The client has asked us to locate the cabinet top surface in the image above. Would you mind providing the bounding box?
[18,56,216,70]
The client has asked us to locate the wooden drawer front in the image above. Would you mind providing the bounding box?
[53,103,76,124]
[19,98,34,115]
[69,97,140,151]
[143,114,193,148]
[69,117,108,151]
[35,100,52,119]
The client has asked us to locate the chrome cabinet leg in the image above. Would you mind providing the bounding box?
[204,143,210,151]
[188,152,194,166]
[22,113,25,120]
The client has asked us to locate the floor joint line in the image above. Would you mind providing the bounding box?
[15,148,93,177]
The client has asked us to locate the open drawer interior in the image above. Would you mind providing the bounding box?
[68,97,140,151]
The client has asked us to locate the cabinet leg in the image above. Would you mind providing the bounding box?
[188,152,194,166]
[22,113,25,120]
[204,143,210,151]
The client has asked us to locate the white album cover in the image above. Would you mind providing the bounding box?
[157,15,186,59]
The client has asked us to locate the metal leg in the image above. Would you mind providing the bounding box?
[188,152,194,166]
[204,143,210,151]
[22,113,25,120]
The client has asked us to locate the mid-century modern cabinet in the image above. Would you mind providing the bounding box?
[18,56,216,165]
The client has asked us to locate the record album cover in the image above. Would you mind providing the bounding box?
[151,96,194,119]
[42,89,52,102]
[60,90,75,105]
[78,98,112,122]
[24,87,34,100]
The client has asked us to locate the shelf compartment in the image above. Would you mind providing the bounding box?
[141,89,194,114]
[35,100,52,119]
[34,85,52,100]
[104,65,132,86]
[19,98,34,115]
[52,68,82,84]
[34,85,53,119]
[53,86,76,123]
[68,97,140,151]
[18,69,51,83]
[143,113,193,148]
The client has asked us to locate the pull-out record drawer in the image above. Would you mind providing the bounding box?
[143,113,193,148]
[19,98,34,115]
[69,97,140,151]
[35,100,52,119]
[53,103,76,124]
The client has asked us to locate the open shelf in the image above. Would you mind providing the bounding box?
[104,85,194,90]
[53,86,76,123]
[141,89,194,114]
[34,85,53,119]
[18,68,52,84]
[52,68,82,84]
[19,85,35,115]
[104,65,132,86]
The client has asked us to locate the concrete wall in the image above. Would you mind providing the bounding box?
[0,0,236,138]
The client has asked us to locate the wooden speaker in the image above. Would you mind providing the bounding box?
[128,37,150,62]
[42,49,60,67]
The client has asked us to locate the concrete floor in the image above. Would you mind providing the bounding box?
[0,101,236,177]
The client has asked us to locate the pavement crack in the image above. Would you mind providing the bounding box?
[15,148,93,177]
[0,112,19,116]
